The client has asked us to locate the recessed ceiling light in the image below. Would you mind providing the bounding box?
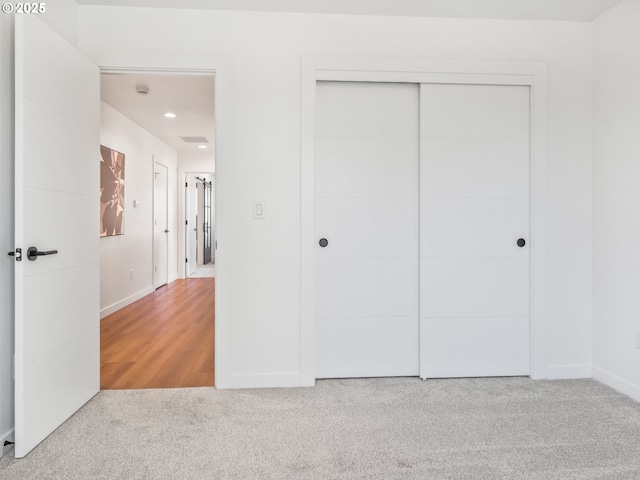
[164,112,177,118]
[198,145,207,149]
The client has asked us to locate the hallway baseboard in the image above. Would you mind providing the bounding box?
[100,287,154,319]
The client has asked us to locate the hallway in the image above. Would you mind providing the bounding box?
[100,278,215,389]
[189,262,216,278]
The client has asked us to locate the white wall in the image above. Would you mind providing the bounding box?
[39,0,78,46]
[0,12,15,452]
[592,0,640,401]
[78,8,594,386]
[100,102,178,317]
[179,150,215,174]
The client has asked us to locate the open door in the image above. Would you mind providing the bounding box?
[185,175,197,276]
[153,162,168,288]
[13,16,100,457]
[203,180,212,264]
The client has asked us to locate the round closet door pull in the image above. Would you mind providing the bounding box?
[319,238,328,248]
[517,238,526,247]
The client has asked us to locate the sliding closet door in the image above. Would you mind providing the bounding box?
[420,84,531,378]
[315,81,419,378]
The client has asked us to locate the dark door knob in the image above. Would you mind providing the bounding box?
[517,238,526,247]
[27,246,58,261]
[319,238,328,248]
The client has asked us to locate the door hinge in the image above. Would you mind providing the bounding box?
[7,248,22,261]
[185,182,188,187]
[185,258,188,263]
[185,220,188,225]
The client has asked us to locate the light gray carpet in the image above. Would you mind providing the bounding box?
[1,378,640,479]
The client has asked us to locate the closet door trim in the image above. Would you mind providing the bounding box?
[300,57,548,385]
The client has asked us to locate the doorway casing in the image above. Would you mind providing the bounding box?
[300,56,549,385]
[98,55,230,388]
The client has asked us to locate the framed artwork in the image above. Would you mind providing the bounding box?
[100,145,125,237]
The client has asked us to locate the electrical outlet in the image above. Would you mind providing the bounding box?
[636,329,640,350]
[130,269,134,280]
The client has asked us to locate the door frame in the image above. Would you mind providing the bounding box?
[97,54,230,388]
[184,173,199,276]
[300,56,549,385]
[153,160,169,289]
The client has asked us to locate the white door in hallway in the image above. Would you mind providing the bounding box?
[315,81,420,378]
[419,83,531,378]
[185,175,198,276]
[154,162,168,289]
[14,16,100,457]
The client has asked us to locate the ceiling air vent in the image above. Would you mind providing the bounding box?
[180,136,210,143]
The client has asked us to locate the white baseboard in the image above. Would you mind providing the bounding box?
[592,366,640,403]
[545,364,592,379]
[1,429,14,458]
[100,286,154,319]
[219,372,302,389]
[168,274,178,284]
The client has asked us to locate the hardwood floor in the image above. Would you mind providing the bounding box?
[100,278,215,389]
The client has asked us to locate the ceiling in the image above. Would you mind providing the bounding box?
[77,0,624,22]
[100,73,215,153]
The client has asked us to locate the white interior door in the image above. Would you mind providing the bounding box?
[14,16,100,457]
[154,162,168,289]
[197,182,205,265]
[185,175,197,276]
[419,83,530,378]
[315,81,419,379]
[203,180,213,264]
[210,176,216,264]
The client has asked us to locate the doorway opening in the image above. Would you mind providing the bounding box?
[185,173,216,279]
[98,72,216,389]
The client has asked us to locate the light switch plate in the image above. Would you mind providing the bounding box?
[253,201,265,220]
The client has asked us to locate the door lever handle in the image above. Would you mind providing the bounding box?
[27,246,58,261]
